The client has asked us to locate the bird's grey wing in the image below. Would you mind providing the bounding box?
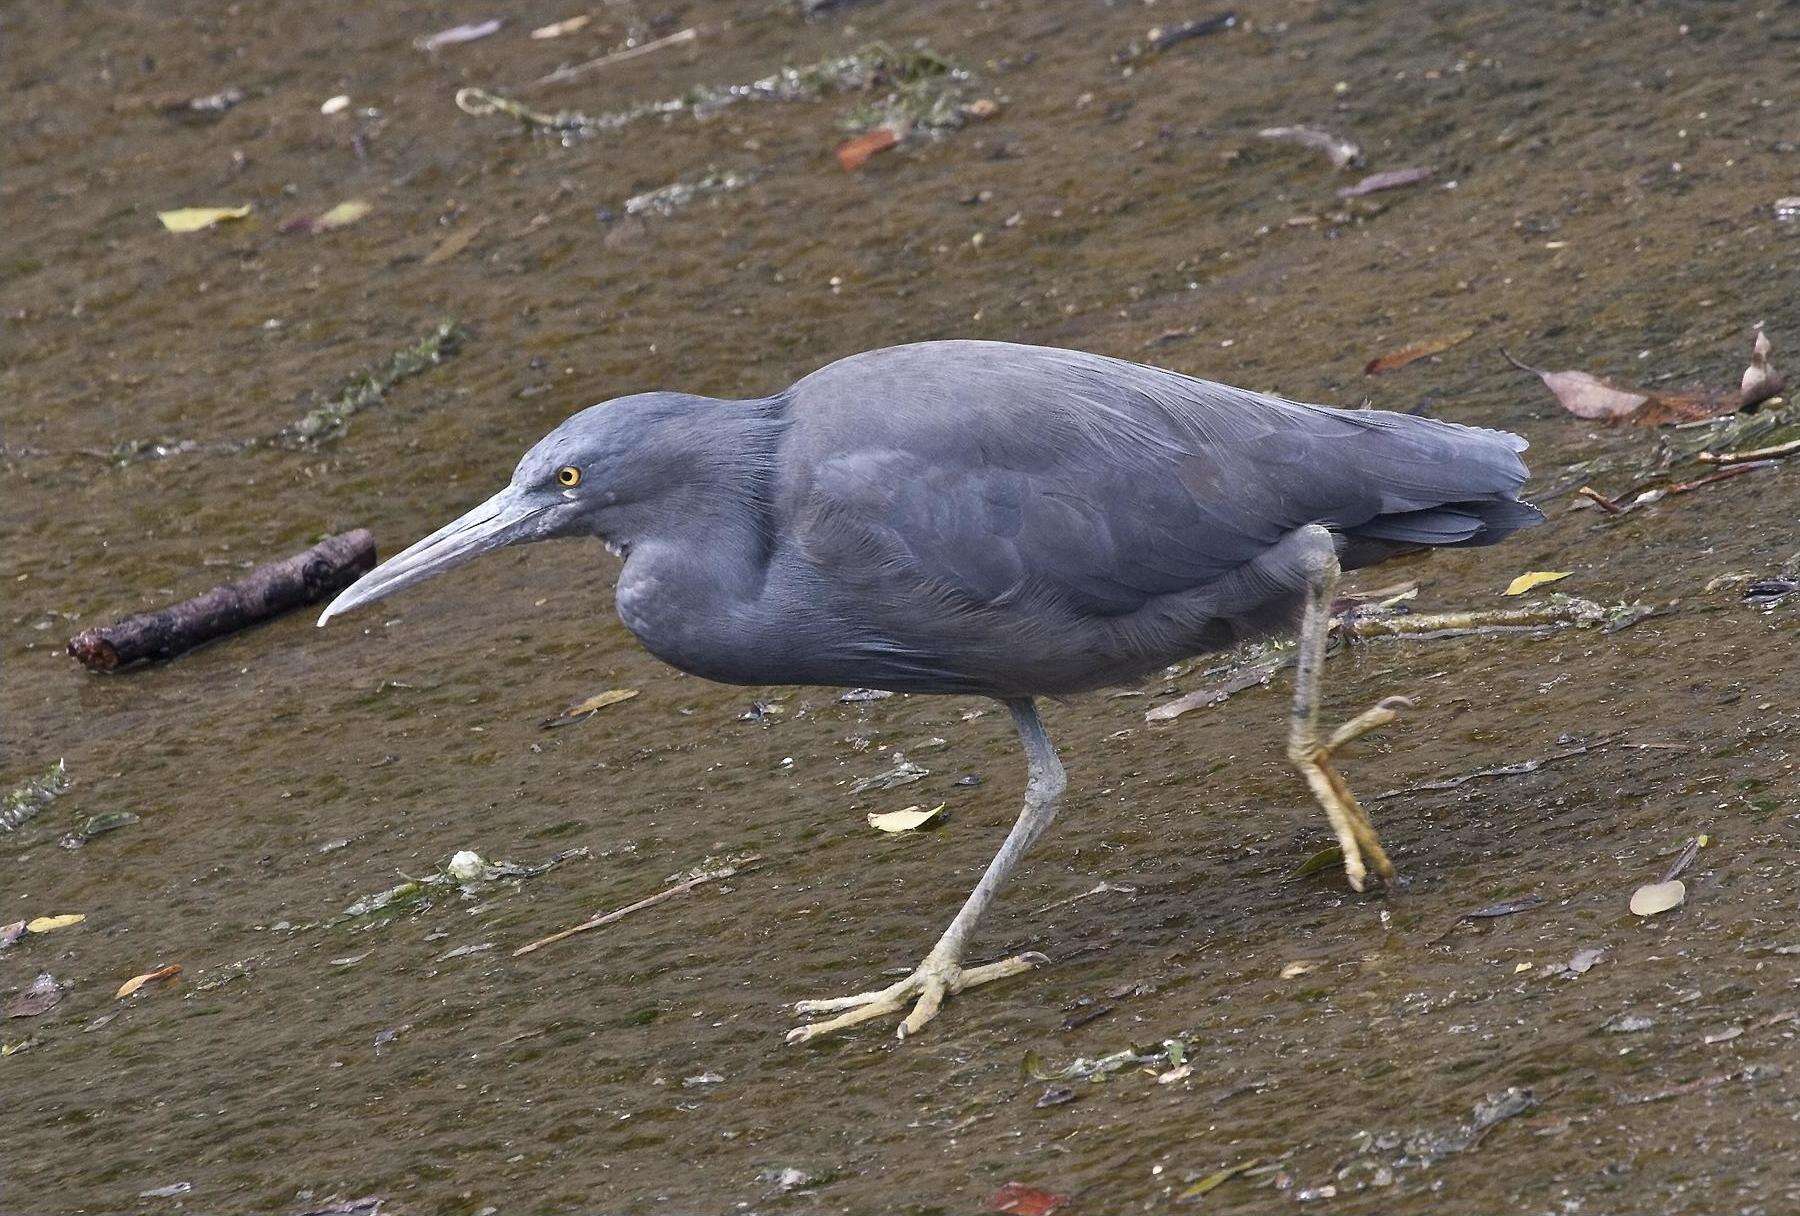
[775,341,1537,620]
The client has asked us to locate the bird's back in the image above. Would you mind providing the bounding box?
[744,341,1539,695]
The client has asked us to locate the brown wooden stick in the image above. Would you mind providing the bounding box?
[67,529,376,672]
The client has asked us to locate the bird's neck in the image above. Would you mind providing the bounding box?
[606,394,783,589]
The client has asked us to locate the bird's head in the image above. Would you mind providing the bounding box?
[317,392,700,626]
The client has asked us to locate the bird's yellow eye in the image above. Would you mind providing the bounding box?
[557,465,581,487]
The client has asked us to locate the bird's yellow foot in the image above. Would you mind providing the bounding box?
[785,950,1048,1044]
[1287,695,1413,892]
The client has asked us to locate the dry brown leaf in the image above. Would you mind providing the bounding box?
[1503,347,1747,427]
[837,128,899,172]
[116,963,182,998]
[1365,329,1475,375]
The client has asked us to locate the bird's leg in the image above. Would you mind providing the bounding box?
[786,698,1063,1044]
[1286,528,1410,892]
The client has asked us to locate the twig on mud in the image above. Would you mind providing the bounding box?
[1338,596,1617,640]
[1661,835,1705,883]
[1580,461,1780,515]
[1428,895,1547,944]
[1373,738,1614,801]
[1697,438,1800,465]
[512,854,761,957]
[1145,651,1292,722]
[522,27,698,89]
[1033,881,1138,915]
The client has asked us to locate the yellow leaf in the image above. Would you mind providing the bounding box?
[867,804,946,833]
[116,964,182,998]
[1503,570,1572,596]
[25,914,85,933]
[1630,880,1686,917]
[157,205,252,233]
[315,200,372,230]
[566,689,638,716]
[1178,1160,1259,1201]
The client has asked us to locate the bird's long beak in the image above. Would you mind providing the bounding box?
[317,487,547,626]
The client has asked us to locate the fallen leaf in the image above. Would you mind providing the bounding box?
[1566,947,1605,975]
[1338,166,1433,198]
[1704,1026,1742,1045]
[1255,126,1361,169]
[837,127,900,172]
[25,914,85,934]
[1740,326,1784,408]
[1502,349,1740,426]
[1630,879,1686,918]
[157,205,252,233]
[1364,329,1475,375]
[116,964,182,998]
[422,224,483,266]
[1280,960,1319,979]
[868,804,946,833]
[540,688,638,728]
[988,1182,1070,1216]
[1292,845,1344,878]
[531,14,591,38]
[1178,1159,1259,1201]
[317,200,372,230]
[5,973,64,1018]
[416,18,503,51]
[1504,570,1572,596]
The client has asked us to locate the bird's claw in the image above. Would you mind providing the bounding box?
[786,951,1048,1045]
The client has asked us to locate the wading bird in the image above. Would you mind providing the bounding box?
[320,341,1539,1042]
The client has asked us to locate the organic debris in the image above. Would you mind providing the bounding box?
[1145,648,1291,722]
[868,804,946,833]
[1576,461,1779,516]
[1,760,70,832]
[1178,1160,1259,1202]
[1505,330,1780,427]
[1292,846,1344,878]
[340,847,589,921]
[277,321,467,445]
[1256,125,1361,169]
[416,19,503,52]
[540,688,639,728]
[530,15,590,39]
[1503,570,1571,596]
[623,170,753,218]
[1364,329,1474,375]
[1337,167,1433,198]
[1630,879,1685,918]
[525,27,698,88]
[157,205,251,233]
[422,224,482,266]
[1375,738,1607,800]
[1620,1065,1783,1106]
[837,128,899,171]
[117,964,182,998]
[850,753,929,794]
[59,810,141,849]
[512,853,760,957]
[1661,834,1707,882]
[1118,12,1238,61]
[5,974,64,1018]
[987,1182,1070,1215]
[69,531,375,671]
[26,914,86,934]
[459,42,967,144]
[282,199,372,235]
[1339,594,1653,640]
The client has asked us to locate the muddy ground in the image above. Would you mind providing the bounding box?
[3,1,1797,1213]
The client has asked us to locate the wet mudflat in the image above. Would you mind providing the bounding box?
[3,1,1797,1212]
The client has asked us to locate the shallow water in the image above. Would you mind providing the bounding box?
[3,2,1797,1212]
